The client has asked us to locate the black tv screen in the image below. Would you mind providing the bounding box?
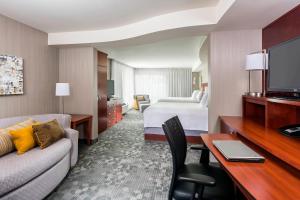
[268,36,300,92]
[107,80,114,97]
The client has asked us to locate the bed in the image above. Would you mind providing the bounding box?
[143,101,208,143]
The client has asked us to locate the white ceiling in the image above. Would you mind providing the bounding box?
[0,0,299,69]
[46,0,299,45]
[215,0,300,30]
[0,0,298,45]
[98,36,206,68]
[0,0,219,33]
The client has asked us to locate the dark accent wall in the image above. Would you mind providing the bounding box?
[263,4,300,49]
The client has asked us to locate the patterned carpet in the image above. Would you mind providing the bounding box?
[47,110,200,200]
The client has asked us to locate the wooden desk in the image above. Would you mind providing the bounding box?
[201,133,300,200]
[221,116,300,171]
[70,114,93,145]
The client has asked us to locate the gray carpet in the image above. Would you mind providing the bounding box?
[47,110,200,200]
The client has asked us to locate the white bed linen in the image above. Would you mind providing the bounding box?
[143,102,208,131]
[157,97,199,103]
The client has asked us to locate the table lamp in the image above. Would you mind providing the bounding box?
[56,83,70,114]
[245,50,268,97]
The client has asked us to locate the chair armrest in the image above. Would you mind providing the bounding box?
[177,172,216,186]
[191,144,210,164]
[190,144,208,151]
[64,128,79,167]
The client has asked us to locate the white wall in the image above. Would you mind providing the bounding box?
[208,29,262,132]
[200,38,209,83]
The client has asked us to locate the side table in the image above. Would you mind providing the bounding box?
[70,114,93,145]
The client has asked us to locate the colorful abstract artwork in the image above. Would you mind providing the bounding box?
[0,55,24,95]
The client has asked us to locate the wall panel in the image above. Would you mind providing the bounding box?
[59,47,98,139]
[208,30,262,132]
[0,14,59,118]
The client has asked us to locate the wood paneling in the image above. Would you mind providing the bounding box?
[208,30,262,132]
[59,47,98,139]
[263,4,300,49]
[202,133,300,200]
[97,51,107,133]
[0,14,59,118]
[201,83,208,91]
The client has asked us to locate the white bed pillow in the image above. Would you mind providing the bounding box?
[200,92,208,107]
[196,91,203,102]
[191,90,200,100]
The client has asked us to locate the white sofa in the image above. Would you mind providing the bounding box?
[0,114,79,200]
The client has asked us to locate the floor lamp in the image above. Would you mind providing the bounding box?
[245,50,268,97]
[56,83,70,114]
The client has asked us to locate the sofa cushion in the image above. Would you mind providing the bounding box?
[0,138,71,196]
[1,119,36,134]
[0,114,71,130]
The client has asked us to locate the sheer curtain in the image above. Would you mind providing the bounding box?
[111,60,135,107]
[135,68,192,103]
[168,68,192,97]
[135,69,169,103]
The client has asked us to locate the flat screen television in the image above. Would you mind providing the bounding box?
[268,36,300,93]
[107,80,114,97]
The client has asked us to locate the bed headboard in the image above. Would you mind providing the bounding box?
[201,83,208,91]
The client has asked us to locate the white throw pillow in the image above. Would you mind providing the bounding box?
[191,90,200,100]
[200,92,208,107]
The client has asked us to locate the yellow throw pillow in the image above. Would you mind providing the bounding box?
[9,126,36,155]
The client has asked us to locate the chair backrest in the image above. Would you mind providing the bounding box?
[163,115,187,173]
[163,116,188,200]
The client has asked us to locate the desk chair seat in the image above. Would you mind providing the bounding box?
[173,181,196,200]
[163,116,234,200]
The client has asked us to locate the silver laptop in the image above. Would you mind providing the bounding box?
[213,140,265,162]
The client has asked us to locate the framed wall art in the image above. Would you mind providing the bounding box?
[0,55,24,95]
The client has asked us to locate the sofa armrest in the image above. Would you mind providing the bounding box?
[64,128,79,167]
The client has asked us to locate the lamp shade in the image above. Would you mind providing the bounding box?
[245,53,268,71]
[55,83,70,96]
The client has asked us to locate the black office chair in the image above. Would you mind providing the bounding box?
[162,116,234,200]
